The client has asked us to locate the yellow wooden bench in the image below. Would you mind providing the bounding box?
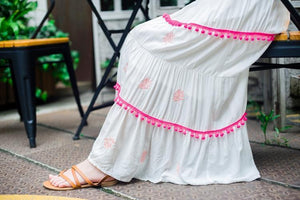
[0,38,69,48]
[275,31,300,41]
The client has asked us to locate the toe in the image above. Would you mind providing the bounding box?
[51,177,62,187]
[55,177,70,188]
[49,174,54,180]
[49,175,56,184]
[58,182,68,188]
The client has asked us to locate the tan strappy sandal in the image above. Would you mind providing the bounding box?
[43,165,118,191]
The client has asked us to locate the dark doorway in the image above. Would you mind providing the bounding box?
[50,0,95,88]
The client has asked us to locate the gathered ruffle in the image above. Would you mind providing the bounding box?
[163,13,276,42]
[114,83,247,140]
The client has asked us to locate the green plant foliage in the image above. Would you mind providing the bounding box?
[35,87,48,102]
[36,18,69,38]
[256,109,280,144]
[0,0,37,40]
[0,66,12,85]
[248,100,291,147]
[101,58,118,69]
[273,127,291,147]
[36,18,79,86]
[38,48,80,86]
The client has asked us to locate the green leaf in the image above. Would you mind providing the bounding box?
[0,17,5,29]
[74,58,79,63]
[279,125,292,132]
[8,78,13,85]
[25,1,38,11]
[41,91,48,102]
[272,114,280,120]
[8,22,19,36]
[42,63,49,71]
[35,88,42,98]
[0,0,12,7]
[101,59,111,69]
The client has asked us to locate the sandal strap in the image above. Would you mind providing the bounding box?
[72,165,95,186]
[100,175,110,183]
[95,175,112,186]
[71,167,81,188]
[59,170,77,189]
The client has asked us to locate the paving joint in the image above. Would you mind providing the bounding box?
[258,177,300,190]
[37,123,97,140]
[0,147,60,174]
[249,140,300,151]
[99,188,138,200]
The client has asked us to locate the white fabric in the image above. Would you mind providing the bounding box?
[88,0,289,185]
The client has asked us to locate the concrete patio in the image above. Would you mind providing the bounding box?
[0,90,299,200]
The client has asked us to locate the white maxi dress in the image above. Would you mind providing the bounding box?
[88,0,290,185]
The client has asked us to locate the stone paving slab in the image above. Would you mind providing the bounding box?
[109,179,300,200]
[27,139,93,171]
[37,107,110,139]
[0,120,91,156]
[0,151,123,200]
[0,119,95,170]
[252,143,300,186]
[1,108,300,200]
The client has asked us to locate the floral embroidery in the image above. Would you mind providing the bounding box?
[176,164,180,174]
[139,78,151,89]
[124,63,128,72]
[173,89,184,101]
[163,32,175,43]
[103,138,115,149]
[140,151,147,163]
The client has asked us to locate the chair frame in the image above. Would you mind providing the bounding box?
[0,0,84,147]
[73,0,149,140]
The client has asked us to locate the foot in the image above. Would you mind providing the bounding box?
[48,160,113,188]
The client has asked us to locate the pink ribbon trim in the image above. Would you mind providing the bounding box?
[114,83,247,140]
[163,13,276,42]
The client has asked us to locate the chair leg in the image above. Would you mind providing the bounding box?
[11,53,37,148]
[10,66,23,122]
[62,44,85,119]
[73,53,119,140]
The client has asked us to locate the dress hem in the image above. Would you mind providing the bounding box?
[114,83,248,140]
[88,156,261,185]
[163,13,276,41]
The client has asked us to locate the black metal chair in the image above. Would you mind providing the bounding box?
[74,0,300,139]
[73,0,150,140]
[0,0,84,148]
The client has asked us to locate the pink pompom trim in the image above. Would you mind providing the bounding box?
[114,83,247,140]
[162,13,275,42]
